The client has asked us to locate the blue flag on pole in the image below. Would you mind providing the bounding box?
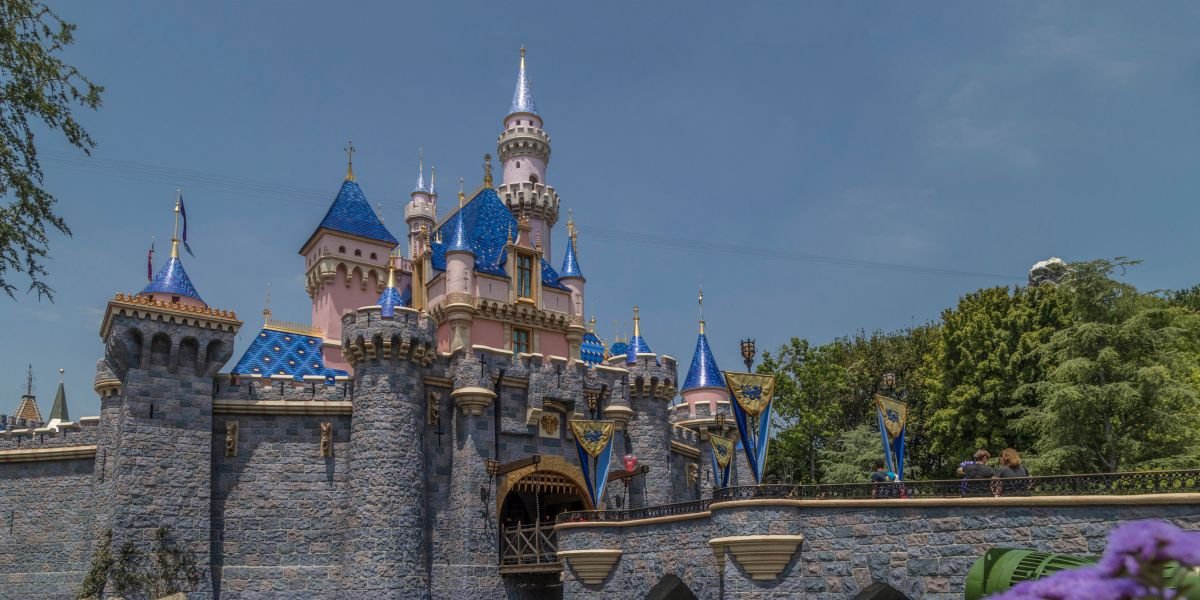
[724,371,777,484]
[568,419,615,509]
[179,194,194,257]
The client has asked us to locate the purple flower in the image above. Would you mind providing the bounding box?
[1099,520,1200,577]
[990,565,1145,600]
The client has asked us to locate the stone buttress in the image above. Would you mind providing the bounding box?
[340,304,436,597]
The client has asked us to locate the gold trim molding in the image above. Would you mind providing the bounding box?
[709,535,804,581]
[708,493,1200,511]
[558,549,622,585]
[212,400,353,416]
[0,444,97,463]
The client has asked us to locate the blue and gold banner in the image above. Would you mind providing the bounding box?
[709,434,734,488]
[569,419,615,508]
[874,394,907,480]
[724,371,776,484]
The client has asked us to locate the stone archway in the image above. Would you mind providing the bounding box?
[853,582,911,600]
[647,574,698,600]
[496,454,594,514]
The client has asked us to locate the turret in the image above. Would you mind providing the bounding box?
[497,47,560,259]
[141,195,206,309]
[618,306,678,507]
[443,184,476,353]
[559,211,586,359]
[405,149,437,259]
[680,288,728,417]
[299,143,398,372]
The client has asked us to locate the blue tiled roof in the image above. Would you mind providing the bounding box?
[626,335,653,364]
[306,179,398,248]
[609,341,629,358]
[141,257,205,306]
[378,284,407,318]
[510,53,537,115]
[430,188,569,290]
[231,327,347,383]
[560,236,584,280]
[581,332,605,366]
[682,332,725,391]
[445,208,472,254]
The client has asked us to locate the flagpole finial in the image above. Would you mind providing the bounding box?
[345,140,356,181]
[262,282,272,323]
[698,286,705,334]
[483,154,493,187]
[633,306,640,338]
[458,177,466,208]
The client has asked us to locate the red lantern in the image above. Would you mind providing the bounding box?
[623,455,638,473]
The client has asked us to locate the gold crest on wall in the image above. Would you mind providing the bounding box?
[539,412,560,438]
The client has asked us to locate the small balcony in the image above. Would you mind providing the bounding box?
[500,522,560,575]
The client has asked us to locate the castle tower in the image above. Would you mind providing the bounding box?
[497,47,560,260]
[680,289,727,416]
[14,364,41,422]
[300,144,398,372]
[443,187,476,353]
[98,201,242,595]
[559,211,586,359]
[141,197,206,309]
[404,149,437,259]
[620,307,678,507]
[341,297,436,597]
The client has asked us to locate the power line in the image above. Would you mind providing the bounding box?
[40,152,1021,281]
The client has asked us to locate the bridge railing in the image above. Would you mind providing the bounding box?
[556,499,713,525]
[712,469,1200,502]
[555,470,1200,524]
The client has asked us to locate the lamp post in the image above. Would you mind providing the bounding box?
[740,339,757,372]
[881,372,897,392]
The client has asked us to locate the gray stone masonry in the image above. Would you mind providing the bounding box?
[622,355,677,508]
[341,308,435,598]
[558,499,1200,600]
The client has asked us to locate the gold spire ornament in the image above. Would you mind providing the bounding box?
[633,306,641,338]
[171,191,182,258]
[698,286,705,334]
[520,45,526,70]
[263,282,272,323]
[567,208,578,243]
[458,176,466,208]
[483,153,493,187]
[345,140,356,181]
[386,255,397,289]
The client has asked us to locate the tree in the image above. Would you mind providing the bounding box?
[1019,259,1198,473]
[758,338,847,483]
[817,424,882,484]
[0,0,102,299]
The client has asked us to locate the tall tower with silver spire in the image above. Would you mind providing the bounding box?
[405,148,437,259]
[497,46,560,259]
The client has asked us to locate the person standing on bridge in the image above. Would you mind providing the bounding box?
[994,447,1031,496]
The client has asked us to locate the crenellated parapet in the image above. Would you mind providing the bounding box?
[339,305,436,368]
[496,181,560,229]
[100,292,241,381]
[0,414,98,450]
[625,354,679,402]
[214,373,354,402]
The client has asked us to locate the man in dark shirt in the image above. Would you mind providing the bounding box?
[870,459,890,483]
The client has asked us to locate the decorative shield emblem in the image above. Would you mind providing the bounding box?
[725,372,776,417]
[569,420,615,458]
[710,435,734,469]
[874,394,907,440]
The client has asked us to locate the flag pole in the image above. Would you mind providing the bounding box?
[171,190,181,258]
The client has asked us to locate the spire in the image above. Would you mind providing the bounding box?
[262,282,272,323]
[682,325,724,392]
[560,210,584,279]
[626,305,653,363]
[413,148,427,193]
[483,153,494,188]
[345,140,356,181]
[698,286,705,334]
[144,197,206,306]
[377,254,406,317]
[429,165,437,197]
[510,46,538,115]
[48,368,69,422]
[458,177,466,207]
[445,191,473,255]
[15,365,40,422]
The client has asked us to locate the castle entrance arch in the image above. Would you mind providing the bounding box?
[497,455,590,574]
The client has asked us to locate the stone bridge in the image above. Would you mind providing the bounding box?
[555,471,1200,600]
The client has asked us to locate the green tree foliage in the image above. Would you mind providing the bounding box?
[817,424,883,484]
[1018,259,1199,473]
[0,0,102,299]
[760,258,1200,481]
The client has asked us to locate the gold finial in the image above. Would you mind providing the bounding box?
[698,286,705,334]
[345,140,356,181]
[171,191,181,258]
[507,223,514,244]
[520,46,526,70]
[458,176,466,208]
[263,282,272,323]
[386,257,396,289]
[589,314,596,333]
[567,208,578,243]
[633,306,641,338]
[58,367,64,381]
[483,153,493,187]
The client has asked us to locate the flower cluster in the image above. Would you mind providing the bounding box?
[991,520,1200,600]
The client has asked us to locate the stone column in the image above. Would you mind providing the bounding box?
[343,307,436,598]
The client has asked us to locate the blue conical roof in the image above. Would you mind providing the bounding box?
[304,179,398,250]
[378,286,406,318]
[560,236,584,279]
[445,207,473,255]
[510,49,538,115]
[682,332,725,391]
[142,256,205,306]
[625,335,652,364]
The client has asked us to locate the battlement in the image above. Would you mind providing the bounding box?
[496,181,560,226]
[496,126,552,163]
[624,354,678,401]
[214,373,354,402]
[0,413,99,449]
[340,305,437,368]
[405,197,437,223]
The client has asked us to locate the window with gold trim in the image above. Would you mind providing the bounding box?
[513,327,531,354]
[516,254,534,299]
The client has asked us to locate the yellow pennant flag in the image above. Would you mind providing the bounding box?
[874,394,907,440]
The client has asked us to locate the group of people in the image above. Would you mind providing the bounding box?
[867,447,1031,498]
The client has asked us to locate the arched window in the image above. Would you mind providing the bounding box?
[354,249,362,257]
[516,161,521,169]
[529,174,539,184]
[338,246,346,254]
[370,252,377,260]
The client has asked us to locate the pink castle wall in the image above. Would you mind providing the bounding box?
[539,331,568,358]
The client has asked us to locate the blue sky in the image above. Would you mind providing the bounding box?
[5,2,1200,415]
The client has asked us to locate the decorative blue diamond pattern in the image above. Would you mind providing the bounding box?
[231,327,347,383]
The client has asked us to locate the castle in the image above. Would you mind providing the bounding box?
[0,48,752,599]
